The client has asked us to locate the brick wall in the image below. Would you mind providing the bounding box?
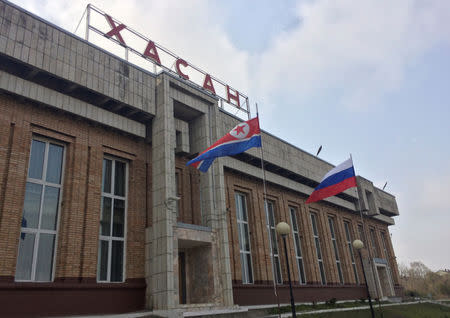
[224,168,400,302]
[0,92,150,282]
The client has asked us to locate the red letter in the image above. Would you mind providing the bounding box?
[202,74,216,94]
[226,85,240,108]
[176,59,189,80]
[104,14,126,45]
[143,40,161,65]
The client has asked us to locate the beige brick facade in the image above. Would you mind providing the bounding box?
[225,169,401,304]
[0,93,149,281]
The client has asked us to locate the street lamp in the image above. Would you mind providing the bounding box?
[353,239,375,318]
[276,222,296,318]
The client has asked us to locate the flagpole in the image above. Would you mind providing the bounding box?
[256,103,282,317]
[209,101,217,214]
[350,154,384,317]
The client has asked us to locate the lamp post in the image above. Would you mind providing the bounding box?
[276,222,296,318]
[353,239,375,318]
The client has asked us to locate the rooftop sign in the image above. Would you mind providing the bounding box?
[84,4,250,115]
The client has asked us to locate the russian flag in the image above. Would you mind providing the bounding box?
[306,158,357,204]
[187,117,261,172]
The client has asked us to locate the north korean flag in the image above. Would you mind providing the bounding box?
[187,117,262,172]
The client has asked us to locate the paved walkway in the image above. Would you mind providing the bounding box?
[53,300,450,318]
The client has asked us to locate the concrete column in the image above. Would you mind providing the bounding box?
[210,106,233,306]
[213,160,234,305]
[187,104,233,306]
[361,250,378,298]
[208,105,233,306]
[191,110,219,301]
[149,74,177,310]
[189,113,211,227]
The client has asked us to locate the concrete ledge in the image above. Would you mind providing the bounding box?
[177,222,212,233]
[0,70,146,137]
[0,0,156,113]
[176,223,213,248]
[372,214,395,225]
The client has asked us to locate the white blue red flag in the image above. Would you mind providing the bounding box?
[187,117,262,172]
[306,158,357,204]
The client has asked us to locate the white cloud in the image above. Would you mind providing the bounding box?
[253,0,450,110]
[391,168,450,271]
[419,171,450,211]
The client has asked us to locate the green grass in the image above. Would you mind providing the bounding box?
[298,303,450,318]
[268,300,385,315]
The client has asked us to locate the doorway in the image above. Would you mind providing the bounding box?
[179,251,187,304]
[376,265,394,297]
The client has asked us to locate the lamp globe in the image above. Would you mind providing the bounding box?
[276,222,290,236]
[353,239,364,250]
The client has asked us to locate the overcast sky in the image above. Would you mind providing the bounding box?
[11,0,450,271]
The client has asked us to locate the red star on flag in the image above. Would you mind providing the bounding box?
[234,125,245,136]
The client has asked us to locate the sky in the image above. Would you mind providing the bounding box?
[11,0,450,271]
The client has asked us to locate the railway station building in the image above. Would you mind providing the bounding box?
[0,1,402,316]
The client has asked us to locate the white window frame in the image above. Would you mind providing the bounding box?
[369,228,379,258]
[310,212,326,285]
[97,156,128,283]
[16,136,66,282]
[235,192,254,284]
[380,231,390,260]
[344,221,359,285]
[328,217,344,284]
[289,206,306,284]
[265,200,282,284]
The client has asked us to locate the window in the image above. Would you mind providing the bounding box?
[289,207,306,284]
[235,192,253,284]
[98,157,127,282]
[370,228,379,258]
[328,217,344,284]
[16,138,65,281]
[265,200,282,284]
[380,231,390,260]
[344,221,359,284]
[310,213,326,285]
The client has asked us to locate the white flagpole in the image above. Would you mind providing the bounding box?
[257,104,281,316]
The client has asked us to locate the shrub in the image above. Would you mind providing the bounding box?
[405,289,422,297]
[440,281,450,296]
[325,298,337,306]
